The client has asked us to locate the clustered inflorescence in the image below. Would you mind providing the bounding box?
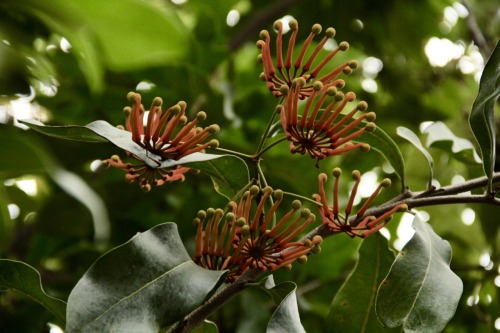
[103,92,219,191]
[194,186,322,282]
[101,19,407,283]
[314,168,408,238]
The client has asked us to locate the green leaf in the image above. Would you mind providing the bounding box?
[189,156,250,200]
[468,41,500,193]
[325,233,399,333]
[0,259,67,323]
[397,126,434,188]
[12,0,188,92]
[376,215,463,332]
[262,276,306,333]
[422,121,482,164]
[19,119,109,143]
[356,126,406,189]
[66,222,226,333]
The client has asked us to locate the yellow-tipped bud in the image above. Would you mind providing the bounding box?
[197,210,207,219]
[193,217,201,226]
[292,77,306,88]
[303,239,312,247]
[349,60,359,69]
[275,105,284,114]
[291,200,302,210]
[263,186,273,195]
[260,30,268,40]
[196,111,207,121]
[311,244,321,254]
[381,178,392,188]
[297,255,308,264]
[208,139,219,149]
[236,217,246,227]
[332,167,342,177]
[257,54,263,63]
[208,124,220,134]
[256,40,265,49]
[318,173,328,182]
[279,84,290,95]
[152,97,163,106]
[127,91,139,102]
[343,67,354,75]
[357,101,368,111]
[352,170,361,180]
[111,155,121,162]
[282,264,293,271]
[360,143,371,152]
[326,86,337,96]
[398,204,409,212]
[313,81,323,91]
[206,208,215,218]
[288,19,298,30]
[301,208,312,218]
[365,112,376,122]
[339,41,350,51]
[225,212,235,222]
[365,122,377,132]
[325,27,336,38]
[241,225,250,236]
[311,23,322,34]
[141,183,151,192]
[335,92,345,101]
[273,189,283,200]
[123,106,132,116]
[249,185,260,196]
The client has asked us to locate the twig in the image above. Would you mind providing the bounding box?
[461,0,491,58]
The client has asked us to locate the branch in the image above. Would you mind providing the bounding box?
[461,0,491,58]
[166,269,261,333]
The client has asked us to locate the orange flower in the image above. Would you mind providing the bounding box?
[194,186,322,282]
[314,168,407,238]
[104,92,219,191]
[279,78,376,166]
[257,19,357,99]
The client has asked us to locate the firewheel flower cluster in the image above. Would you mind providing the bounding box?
[314,168,408,238]
[258,20,374,165]
[257,19,358,99]
[194,186,322,283]
[103,92,219,191]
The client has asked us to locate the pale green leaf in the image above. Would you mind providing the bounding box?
[376,215,463,333]
[0,259,67,323]
[468,41,500,193]
[397,126,434,188]
[326,233,399,333]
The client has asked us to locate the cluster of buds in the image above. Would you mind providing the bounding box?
[103,92,219,191]
[278,79,376,166]
[314,168,407,238]
[194,185,322,282]
[257,19,358,99]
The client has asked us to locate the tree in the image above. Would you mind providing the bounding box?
[0,0,499,332]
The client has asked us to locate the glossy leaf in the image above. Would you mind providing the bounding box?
[0,259,67,323]
[325,233,399,333]
[468,41,500,193]
[422,121,482,164]
[13,0,187,92]
[356,126,406,189]
[262,276,306,333]
[189,156,250,200]
[19,119,113,143]
[376,215,463,332]
[397,126,434,188]
[66,223,226,333]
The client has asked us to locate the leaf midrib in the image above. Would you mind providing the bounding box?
[82,260,191,329]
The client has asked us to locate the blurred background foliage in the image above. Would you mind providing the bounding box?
[0,0,499,332]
